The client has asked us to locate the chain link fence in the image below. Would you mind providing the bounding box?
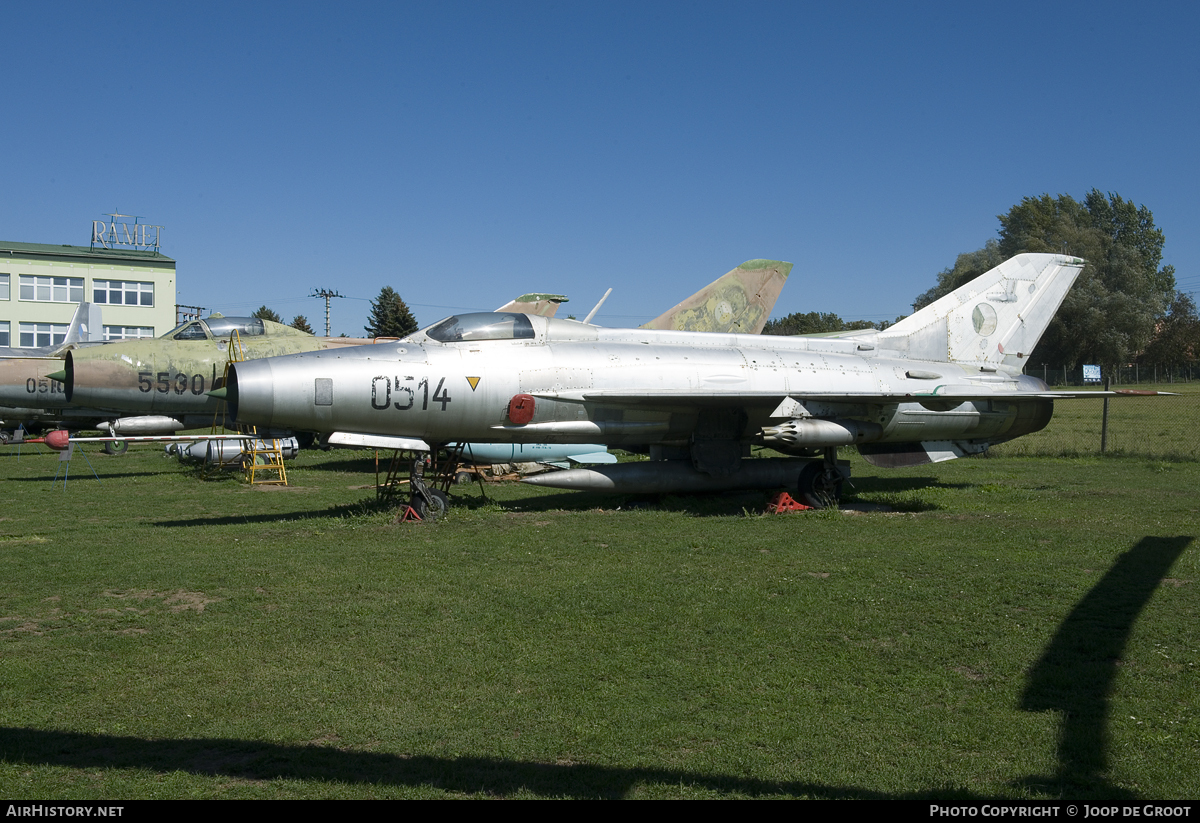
[990,373,1199,460]
[1029,362,1199,387]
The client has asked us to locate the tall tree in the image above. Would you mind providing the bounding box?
[290,315,314,334]
[364,287,418,338]
[252,305,281,324]
[763,311,875,336]
[1139,292,1200,368]
[912,240,1005,311]
[914,191,1177,367]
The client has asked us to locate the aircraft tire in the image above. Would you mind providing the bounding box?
[103,440,129,456]
[411,488,450,520]
[798,461,842,509]
[0,431,9,445]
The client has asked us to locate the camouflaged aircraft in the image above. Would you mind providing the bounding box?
[0,303,105,441]
[221,253,1165,517]
[55,313,370,430]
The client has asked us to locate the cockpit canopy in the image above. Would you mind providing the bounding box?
[165,315,304,341]
[423,313,535,343]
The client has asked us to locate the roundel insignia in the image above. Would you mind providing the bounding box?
[715,300,733,325]
[508,393,535,425]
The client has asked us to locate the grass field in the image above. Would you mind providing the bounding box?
[1,442,1196,799]
[991,382,1200,460]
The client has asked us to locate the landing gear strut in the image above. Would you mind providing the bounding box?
[797,448,843,509]
[407,453,450,520]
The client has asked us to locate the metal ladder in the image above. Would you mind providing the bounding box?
[210,330,288,485]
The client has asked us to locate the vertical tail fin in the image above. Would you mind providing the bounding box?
[54,302,103,351]
[878,253,1084,368]
[641,259,791,334]
[495,293,569,318]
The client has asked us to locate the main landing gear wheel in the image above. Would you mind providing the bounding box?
[410,488,449,520]
[798,461,842,509]
[103,440,128,456]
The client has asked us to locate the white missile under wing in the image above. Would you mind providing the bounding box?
[224,253,1167,507]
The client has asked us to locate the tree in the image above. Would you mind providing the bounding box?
[252,305,281,324]
[912,240,1005,311]
[290,315,314,334]
[763,311,876,336]
[1139,292,1200,368]
[914,191,1177,367]
[364,287,418,338]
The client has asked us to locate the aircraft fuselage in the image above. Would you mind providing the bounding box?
[227,314,1052,457]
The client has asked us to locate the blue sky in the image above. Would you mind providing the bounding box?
[3,1,1197,334]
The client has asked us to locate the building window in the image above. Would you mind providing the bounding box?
[0,321,9,347]
[0,274,9,300]
[93,279,154,307]
[103,326,155,340]
[19,275,84,303]
[19,323,69,348]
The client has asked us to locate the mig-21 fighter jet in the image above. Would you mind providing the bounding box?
[220,253,1163,516]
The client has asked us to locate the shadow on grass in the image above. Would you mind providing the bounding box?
[152,498,400,527]
[478,488,795,516]
[0,726,998,799]
[1016,534,1193,797]
[2,470,165,482]
[293,456,384,473]
[467,475,969,516]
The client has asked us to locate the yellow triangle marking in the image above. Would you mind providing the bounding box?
[466,376,481,391]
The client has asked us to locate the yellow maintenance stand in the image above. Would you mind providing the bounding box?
[211,330,288,486]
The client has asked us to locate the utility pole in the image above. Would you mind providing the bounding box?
[176,304,207,324]
[309,289,344,337]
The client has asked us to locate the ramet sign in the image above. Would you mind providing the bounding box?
[91,214,163,251]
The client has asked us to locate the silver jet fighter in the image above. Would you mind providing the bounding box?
[224,253,1150,508]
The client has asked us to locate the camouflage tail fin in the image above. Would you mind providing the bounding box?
[878,253,1084,369]
[495,293,569,318]
[640,259,792,334]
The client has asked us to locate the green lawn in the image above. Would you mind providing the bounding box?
[991,383,1199,460]
[1,443,1196,798]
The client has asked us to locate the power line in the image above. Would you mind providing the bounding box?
[309,289,345,337]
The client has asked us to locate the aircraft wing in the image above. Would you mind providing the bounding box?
[530,388,1172,406]
[326,432,432,451]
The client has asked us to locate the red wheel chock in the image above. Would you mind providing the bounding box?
[767,492,813,513]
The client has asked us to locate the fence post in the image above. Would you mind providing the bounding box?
[1100,376,1110,453]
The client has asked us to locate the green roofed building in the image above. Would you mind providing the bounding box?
[0,233,176,349]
